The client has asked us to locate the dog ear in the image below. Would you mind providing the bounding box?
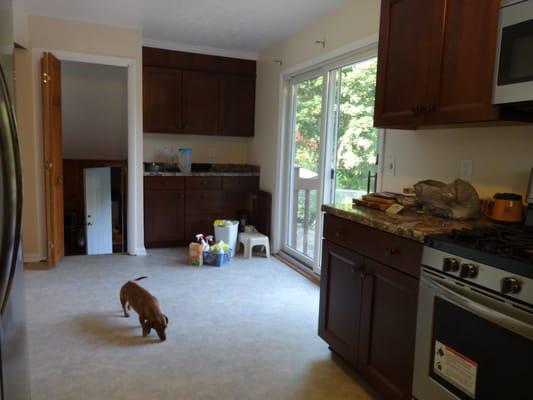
[164,315,169,324]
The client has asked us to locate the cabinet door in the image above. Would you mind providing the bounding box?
[359,258,419,400]
[182,71,219,135]
[144,190,185,246]
[425,0,500,124]
[374,0,439,128]
[318,240,364,366]
[143,67,181,133]
[219,75,255,136]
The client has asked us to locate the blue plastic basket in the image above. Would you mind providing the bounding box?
[203,250,231,267]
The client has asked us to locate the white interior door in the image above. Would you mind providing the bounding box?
[84,167,113,255]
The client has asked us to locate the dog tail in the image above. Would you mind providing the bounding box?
[133,276,148,281]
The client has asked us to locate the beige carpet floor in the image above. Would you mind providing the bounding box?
[24,248,376,400]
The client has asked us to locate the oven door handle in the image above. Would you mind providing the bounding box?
[422,273,533,340]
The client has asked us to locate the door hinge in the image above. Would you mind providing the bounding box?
[44,160,53,170]
[48,241,55,251]
[42,72,51,84]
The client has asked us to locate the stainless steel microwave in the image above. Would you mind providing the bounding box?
[493,0,533,104]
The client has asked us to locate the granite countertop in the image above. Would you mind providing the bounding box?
[322,204,491,243]
[145,171,260,177]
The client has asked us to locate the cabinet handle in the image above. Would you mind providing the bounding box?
[385,248,399,256]
[361,269,375,279]
[335,231,344,238]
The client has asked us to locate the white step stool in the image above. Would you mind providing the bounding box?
[238,232,270,259]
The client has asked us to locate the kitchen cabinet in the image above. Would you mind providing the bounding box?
[143,47,256,137]
[143,67,181,133]
[318,241,364,365]
[319,213,422,400]
[182,71,219,135]
[144,177,185,247]
[219,75,256,137]
[144,175,259,247]
[374,0,500,128]
[359,258,419,400]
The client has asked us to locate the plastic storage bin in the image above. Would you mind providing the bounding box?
[203,251,231,267]
[178,147,192,173]
[214,221,239,257]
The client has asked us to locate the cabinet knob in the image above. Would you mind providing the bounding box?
[335,231,344,238]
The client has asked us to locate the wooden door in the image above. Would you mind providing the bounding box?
[374,0,439,128]
[424,0,500,124]
[182,71,218,135]
[143,67,181,133]
[144,190,185,247]
[42,52,64,266]
[358,258,419,400]
[84,167,113,255]
[219,75,255,136]
[318,240,364,366]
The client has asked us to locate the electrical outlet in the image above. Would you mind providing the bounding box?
[384,157,396,176]
[460,160,473,181]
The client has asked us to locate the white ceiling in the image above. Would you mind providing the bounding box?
[23,0,348,58]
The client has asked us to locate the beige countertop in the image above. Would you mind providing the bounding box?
[322,204,491,243]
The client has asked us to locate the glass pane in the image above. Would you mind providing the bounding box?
[288,75,323,260]
[333,58,378,204]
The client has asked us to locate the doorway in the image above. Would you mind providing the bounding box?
[282,49,381,272]
[41,52,132,262]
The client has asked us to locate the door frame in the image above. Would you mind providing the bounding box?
[33,48,145,262]
[276,40,383,274]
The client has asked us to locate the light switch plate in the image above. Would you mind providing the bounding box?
[460,160,473,181]
[385,157,396,176]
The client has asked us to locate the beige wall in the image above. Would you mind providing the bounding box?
[382,126,533,199]
[144,133,250,164]
[15,14,143,261]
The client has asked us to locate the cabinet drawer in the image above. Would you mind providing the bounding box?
[185,214,218,239]
[323,214,422,278]
[144,176,185,190]
[185,176,222,190]
[222,176,259,191]
[185,191,221,214]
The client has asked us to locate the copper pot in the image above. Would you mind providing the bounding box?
[483,193,524,223]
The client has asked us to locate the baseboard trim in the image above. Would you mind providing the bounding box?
[23,253,46,263]
[274,253,320,285]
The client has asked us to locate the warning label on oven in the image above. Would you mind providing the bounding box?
[433,340,478,399]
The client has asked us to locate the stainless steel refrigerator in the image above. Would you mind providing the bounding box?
[0,0,31,398]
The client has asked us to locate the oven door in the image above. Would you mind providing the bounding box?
[412,270,533,400]
[493,1,533,104]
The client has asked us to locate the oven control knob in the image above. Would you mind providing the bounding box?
[460,263,478,278]
[501,277,521,294]
[443,258,460,272]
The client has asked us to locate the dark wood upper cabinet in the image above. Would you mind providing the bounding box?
[425,0,500,125]
[219,75,256,137]
[142,47,256,137]
[374,0,501,128]
[143,67,181,133]
[182,71,219,135]
[374,0,437,128]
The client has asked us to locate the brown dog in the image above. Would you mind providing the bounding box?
[120,276,168,341]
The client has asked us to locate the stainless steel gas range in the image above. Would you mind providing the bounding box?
[412,226,533,400]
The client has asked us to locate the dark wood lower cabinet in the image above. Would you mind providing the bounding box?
[144,189,185,247]
[359,259,419,400]
[319,214,422,400]
[318,241,364,365]
[144,175,260,247]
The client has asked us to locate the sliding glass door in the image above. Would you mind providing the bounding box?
[283,50,380,272]
[285,72,325,263]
